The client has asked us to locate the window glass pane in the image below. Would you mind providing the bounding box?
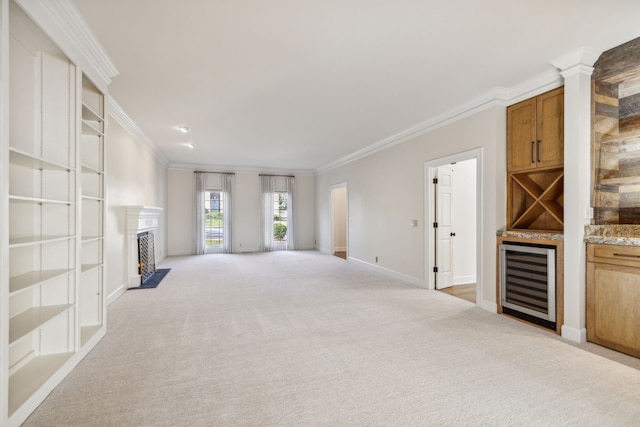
[274,192,287,242]
[205,191,224,247]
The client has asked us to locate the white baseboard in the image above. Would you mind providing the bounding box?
[454,275,476,285]
[479,299,498,313]
[168,250,193,256]
[107,283,128,306]
[333,246,347,252]
[561,325,587,343]
[348,257,425,288]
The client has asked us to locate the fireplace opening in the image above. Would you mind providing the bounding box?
[137,231,156,284]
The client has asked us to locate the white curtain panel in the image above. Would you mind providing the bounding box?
[260,175,275,251]
[194,172,206,255]
[285,176,296,250]
[222,173,234,254]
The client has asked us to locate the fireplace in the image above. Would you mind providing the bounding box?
[137,231,156,284]
[126,206,162,288]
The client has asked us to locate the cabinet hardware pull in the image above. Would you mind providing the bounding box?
[613,253,640,258]
[531,141,535,163]
[537,140,541,162]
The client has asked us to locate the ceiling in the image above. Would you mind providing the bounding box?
[72,0,640,172]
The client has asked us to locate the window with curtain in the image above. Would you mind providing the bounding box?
[195,172,234,254]
[261,175,295,251]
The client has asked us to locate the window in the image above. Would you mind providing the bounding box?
[273,192,288,246]
[204,190,224,252]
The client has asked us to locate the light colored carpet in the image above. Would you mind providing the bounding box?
[24,251,640,426]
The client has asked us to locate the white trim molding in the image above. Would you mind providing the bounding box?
[348,257,425,288]
[169,162,315,177]
[15,0,118,93]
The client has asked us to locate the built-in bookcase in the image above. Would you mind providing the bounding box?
[79,74,106,346]
[1,1,107,425]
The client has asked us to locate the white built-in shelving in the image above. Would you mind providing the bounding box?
[1,1,108,425]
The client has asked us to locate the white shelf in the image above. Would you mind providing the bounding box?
[80,325,102,347]
[81,236,103,243]
[9,235,74,248]
[9,148,74,172]
[81,103,104,123]
[82,119,104,137]
[8,352,74,416]
[81,164,103,175]
[9,195,74,205]
[9,305,74,344]
[81,263,102,273]
[82,195,103,202]
[9,269,73,295]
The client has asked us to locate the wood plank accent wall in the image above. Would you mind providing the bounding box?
[592,37,640,224]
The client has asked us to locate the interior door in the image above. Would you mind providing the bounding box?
[436,165,454,289]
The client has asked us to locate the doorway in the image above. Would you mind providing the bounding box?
[425,150,482,304]
[331,184,348,260]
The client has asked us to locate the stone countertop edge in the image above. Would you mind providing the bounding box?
[496,229,564,241]
[584,224,640,246]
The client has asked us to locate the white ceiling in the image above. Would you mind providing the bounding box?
[72,0,640,172]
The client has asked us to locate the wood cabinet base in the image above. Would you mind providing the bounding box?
[587,243,640,358]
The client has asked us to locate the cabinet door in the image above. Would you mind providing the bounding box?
[587,261,640,358]
[536,87,564,169]
[507,97,537,171]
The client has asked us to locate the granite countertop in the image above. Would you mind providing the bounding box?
[584,225,640,246]
[496,229,564,241]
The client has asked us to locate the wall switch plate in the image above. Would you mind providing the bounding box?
[586,207,594,219]
[410,219,418,227]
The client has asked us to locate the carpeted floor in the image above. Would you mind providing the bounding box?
[23,251,640,426]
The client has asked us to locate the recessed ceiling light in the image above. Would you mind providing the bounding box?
[177,126,191,133]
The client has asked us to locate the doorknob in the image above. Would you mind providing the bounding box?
[450,232,456,237]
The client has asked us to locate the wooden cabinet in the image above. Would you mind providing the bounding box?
[587,243,640,358]
[1,2,107,425]
[507,87,565,231]
[508,87,564,171]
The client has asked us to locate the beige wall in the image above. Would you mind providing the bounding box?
[105,118,168,302]
[168,170,315,255]
[315,106,506,309]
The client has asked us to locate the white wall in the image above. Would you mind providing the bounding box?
[168,170,315,255]
[105,118,168,303]
[452,159,477,285]
[315,106,506,309]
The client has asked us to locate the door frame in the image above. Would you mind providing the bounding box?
[330,182,348,258]
[424,148,483,304]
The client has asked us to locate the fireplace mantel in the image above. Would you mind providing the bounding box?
[126,206,163,288]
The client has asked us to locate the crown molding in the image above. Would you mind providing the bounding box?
[15,0,118,94]
[107,96,168,166]
[551,46,602,72]
[315,68,563,175]
[169,163,315,177]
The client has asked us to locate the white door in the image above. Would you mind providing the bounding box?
[436,165,454,289]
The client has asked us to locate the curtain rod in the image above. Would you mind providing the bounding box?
[193,171,235,175]
[259,174,295,178]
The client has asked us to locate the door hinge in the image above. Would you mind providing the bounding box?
[433,266,438,273]
[433,222,438,228]
[432,178,438,184]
